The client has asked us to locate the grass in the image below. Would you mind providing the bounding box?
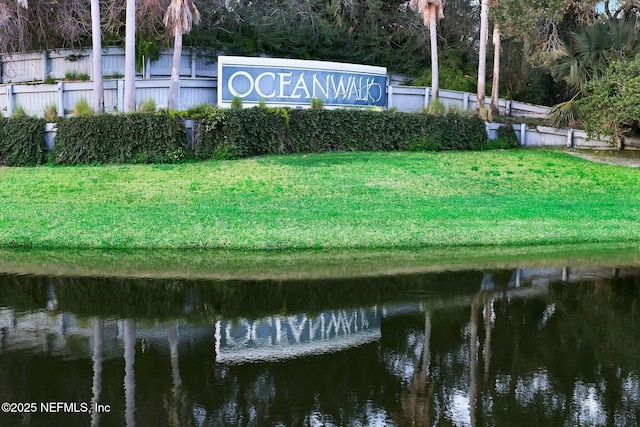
[0,149,639,250]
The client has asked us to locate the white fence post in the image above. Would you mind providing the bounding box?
[57,82,65,117]
[520,123,526,146]
[423,87,430,109]
[117,79,125,112]
[6,84,14,115]
[566,129,574,148]
[191,49,197,78]
[387,85,393,110]
[42,50,49,80]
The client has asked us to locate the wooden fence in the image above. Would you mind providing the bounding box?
[1,78,217,117]
[1,46,216,83]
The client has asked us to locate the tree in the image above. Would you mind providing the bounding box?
[579,55,640,149]
[91,0,104,113]
[123,0,136,112]
[490,23,501,115]
[411,0,445,101]
[547,19,639,127]
[164,0,201,111]
[476,0,489,115]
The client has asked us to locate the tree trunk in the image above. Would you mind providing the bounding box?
[90,0,104,113]
[477,0,489,115]
[490,23,501,117]
[167,31,183,110]
[123,0,136,112]
[429,7,439,102]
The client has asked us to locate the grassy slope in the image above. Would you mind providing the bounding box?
[0,149,638,249]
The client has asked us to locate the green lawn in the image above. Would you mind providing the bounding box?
[1,149,639,249]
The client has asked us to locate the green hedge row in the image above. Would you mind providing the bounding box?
[1,108,490,166]
[0,117,47,166]
[193,108,489,159]
[52,112,189,165]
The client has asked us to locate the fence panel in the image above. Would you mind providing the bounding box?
[1,51,44,83]
[102,48,126,78]
[388,86,426,112]
[194,54,217,78]
[49,49,92,80]
[180,79,218,109]
[12,84,58,117]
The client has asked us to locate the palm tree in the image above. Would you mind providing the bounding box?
[476,0,489,116]
[124,0,136,112]
[411,0,444,102]
[91,0,104,113]
[547,19,639,128]
[164,0,201,110]
[490,23,501,116]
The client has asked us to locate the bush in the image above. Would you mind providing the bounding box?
[73,98,93,116]
[485,124,520,149]
[192,107,487,158]
[0,117,47,166]
[52,112,190,165]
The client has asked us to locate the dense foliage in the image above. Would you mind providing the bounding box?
[192,107,488,159]
[0,117,46,166]
[579,55,640,148]
[52,112,189,164]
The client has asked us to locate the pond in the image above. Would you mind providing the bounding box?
[0,262,639,426]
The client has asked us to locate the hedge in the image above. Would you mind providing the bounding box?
[0,117,47,166]
[1,108,490,166]
[192,107,488,159]
[52,112,189,165]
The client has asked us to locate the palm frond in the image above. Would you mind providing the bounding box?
[546,98,581,128]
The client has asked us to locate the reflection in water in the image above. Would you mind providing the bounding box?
[0,266,639,426]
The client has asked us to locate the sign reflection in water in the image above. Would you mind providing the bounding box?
[0,266,638,426]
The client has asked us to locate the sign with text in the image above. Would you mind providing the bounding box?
[218,56,387,108]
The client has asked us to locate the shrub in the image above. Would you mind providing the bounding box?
[52,112,189,165]
[230,96,243,109]
[43,74,56,84]
[0,117,47,166]
[44,105,58,122]
[139,98,156,113]
[425,99,445,115]
[11,106,27,118]
[73,98,93,116]
[310,97,324,110]
[65,71,90,81]
[485,124,520,150]
[192,108,487,158]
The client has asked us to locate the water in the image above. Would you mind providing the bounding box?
[0,266,639,426]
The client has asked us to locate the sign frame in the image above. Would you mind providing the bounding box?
[217,56,387,109]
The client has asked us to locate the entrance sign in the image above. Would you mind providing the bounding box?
[218,56,387,108]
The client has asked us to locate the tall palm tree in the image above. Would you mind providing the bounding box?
[411,0,444,102]
[490,23,501,116]
[476,0,489,115]
[164,0,200,110]
[124,0,136,112]
[91,0,104,113]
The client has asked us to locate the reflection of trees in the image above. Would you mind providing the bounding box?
[398,313,433,426]
[91,318,103,427]
[123,319,136,427]
[2,270,640,425]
